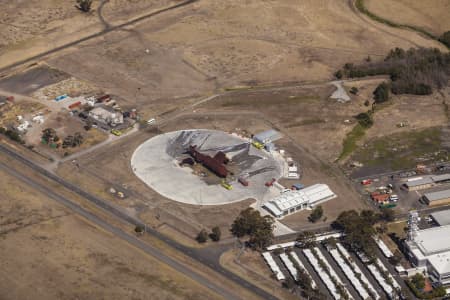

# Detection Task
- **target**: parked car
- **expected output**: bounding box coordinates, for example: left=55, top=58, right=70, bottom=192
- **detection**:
left=147, top=118, right=156, bottom=125
left=390, top=194, right=399, bottom=202
left=111, top=129, right=122, bottom=136
left=361, top=179, right=373, bottom=185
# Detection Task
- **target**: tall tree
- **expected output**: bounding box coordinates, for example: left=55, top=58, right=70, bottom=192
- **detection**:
left=76, top=0, right=93, bottom=12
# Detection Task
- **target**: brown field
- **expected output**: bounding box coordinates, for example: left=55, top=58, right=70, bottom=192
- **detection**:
left=0, top=167, right=221, bottom=300
left=41, top=0, right=445, bottom=118
left=365, top=0, right=450, bottom=36
left=220, top=249, right=298, bottom=300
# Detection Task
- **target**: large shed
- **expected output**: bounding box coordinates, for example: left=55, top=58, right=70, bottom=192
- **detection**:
left=263, top=184, right=336, bottom=218
left=253, top=130, right=283, bottom=145
left=423, top=189, right=450, bottom=206
left=431, top=209, right=450, bottom=226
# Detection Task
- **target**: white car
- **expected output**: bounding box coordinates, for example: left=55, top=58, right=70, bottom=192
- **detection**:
left=390, top=194, right=399, bottom=202
left=147, top=118, right=156, bottom=125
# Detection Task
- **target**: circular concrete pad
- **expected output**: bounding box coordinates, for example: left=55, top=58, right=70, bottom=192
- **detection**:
left=131, top=129, right=284, bottom=205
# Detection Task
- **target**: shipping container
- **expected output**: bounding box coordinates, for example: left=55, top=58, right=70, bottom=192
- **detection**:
left=68, top=101, right=82, bottom=109
left=238, top=177, right=249, bottom=186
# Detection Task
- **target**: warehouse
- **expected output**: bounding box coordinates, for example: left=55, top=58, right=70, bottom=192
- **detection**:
left=403, top=177, right=435, bottom=191
left=403, top=174, right=450, bottom=191
left=263, top=184, right=336, bottom=218
left=405, top=224, right=450, bottom=285
left=253, top=129, right=283, bottom=145
left=423, top=189, right=450, bottom=206
left=430, top=209, right=450, bottom=226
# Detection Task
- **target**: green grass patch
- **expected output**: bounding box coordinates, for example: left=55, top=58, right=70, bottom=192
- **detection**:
left=338, top=123, right=367, bottom=161
left=352, top=127, right=448, bottom=170
left=354, top=0, right=445, bottom=48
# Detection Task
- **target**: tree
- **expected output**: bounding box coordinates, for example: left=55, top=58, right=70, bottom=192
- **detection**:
left=308, top=206, right=323, bottom=223
left=411, top=273, right=425, bottom=290
left=439, top=31, right=450, bottom=48
left=333, top=210, right=378, bottom=256
left=134, top=225, right=145, bottom=234
left=355, top=112, right=373, bottom=128
left=76, top=0, right=93, bottom=12
left=350, top=87, right=359, bottom=95
left=230, top=208, right=274, bottom=250
left=210, top=226, right=221, bottom=242
left=390, top=249, right=403, bottom=266
left=196, top=229, right=208, bottom=243
left=379, top=207, right=395, bottom=222
left=373, top=82, right=390, bottom=103
left=334, top=70, right=343, bottom=79
left=296, top=231, right=316, bottom=248
left=42, top=128, right=58, bottom=144
left=324, top=237, right=337, bottom=249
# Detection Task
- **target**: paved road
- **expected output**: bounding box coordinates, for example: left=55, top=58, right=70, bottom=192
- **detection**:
left=0, top=142, right=279, bottom=300
left=0, top=160, right=239, bottom=300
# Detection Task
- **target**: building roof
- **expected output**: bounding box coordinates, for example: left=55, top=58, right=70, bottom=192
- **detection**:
left=431, top=174, right=450, bottom=182
left=253, top=130, right=283, bottom=144
left=405, top=177, right=434, bottom=187
left=424, top=189, right=450, bottom=202
left=431, top=209, right=450, bottom=226
left=414, top=225, right=450, bottom=255
left=264, top=184, right=336, bottom=216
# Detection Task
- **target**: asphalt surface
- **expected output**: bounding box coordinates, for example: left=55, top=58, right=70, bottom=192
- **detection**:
left=0, top=143, right=279, bottom=300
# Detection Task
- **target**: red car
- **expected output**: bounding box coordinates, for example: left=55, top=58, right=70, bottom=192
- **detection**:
left=361, top=179, right=373, bottom=185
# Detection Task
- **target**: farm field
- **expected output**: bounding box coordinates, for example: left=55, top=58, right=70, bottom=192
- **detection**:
left=364, top=0, right=450, bottom=36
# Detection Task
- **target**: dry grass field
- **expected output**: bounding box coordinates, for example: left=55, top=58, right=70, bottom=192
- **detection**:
left=0, top=166, right=221, bottom=300
left=364, top=0, right=450, bottom=36
left=44, top=0, right=445, bottom=117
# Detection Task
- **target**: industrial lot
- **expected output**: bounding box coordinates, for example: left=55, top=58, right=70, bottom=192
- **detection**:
left=1, top=0, right=450, bottom=300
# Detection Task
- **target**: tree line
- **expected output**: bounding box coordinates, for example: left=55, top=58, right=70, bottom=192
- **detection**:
left=336, top=47, right=450, bottom=96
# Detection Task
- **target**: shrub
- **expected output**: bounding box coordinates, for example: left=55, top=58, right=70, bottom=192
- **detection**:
left=355, top=112, right=373, bottom=128
left=196, top=229, right=209, bottom=243
left=210, top=226, right=221, bottom=242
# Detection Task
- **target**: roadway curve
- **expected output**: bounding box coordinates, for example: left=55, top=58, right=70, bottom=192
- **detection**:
left=0, top=0, right=198, bottom=75
left=0, top=142, right=279, bottom=300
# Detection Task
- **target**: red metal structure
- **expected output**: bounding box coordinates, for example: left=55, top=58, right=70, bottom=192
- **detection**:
left=188, top=145, right=229, bottom=178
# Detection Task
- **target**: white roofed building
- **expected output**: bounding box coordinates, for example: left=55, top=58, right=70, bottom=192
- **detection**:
left=263, top=184, right=336, bottom=218
left=405, top=224, right=450, bottom=285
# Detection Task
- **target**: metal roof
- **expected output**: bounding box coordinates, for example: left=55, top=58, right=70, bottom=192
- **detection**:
left=253, top=130, right=283, bottom=144
left=424, top=189, right=450, bottom=202
left=431, top=209, right=450, bottom=226
left=405, top=177, right=433, bottom=187
left=431, top=174, right=450, bottom=182
left=266, top=184, right=336, bottom=214
left=414, top=225, right=450, bottom=255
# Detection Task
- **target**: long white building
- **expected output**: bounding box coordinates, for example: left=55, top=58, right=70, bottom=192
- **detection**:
left=263, top=184, right=336, bottom=218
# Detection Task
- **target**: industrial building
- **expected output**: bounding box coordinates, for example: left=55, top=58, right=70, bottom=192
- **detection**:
left=405, top=211, right=450, bottom=285
left=187, top=145, right=229, bottom=178
left=253, top=129, right=283, bottom=145
left=88, top=106, right=123, bottom=128
left=423, top=189, right=450, bottom=206
left=403, top=174, right=450, bottom=191
left=431, top=209, right=450, bottom=226
left=263, top=184, right=336, bottom=218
